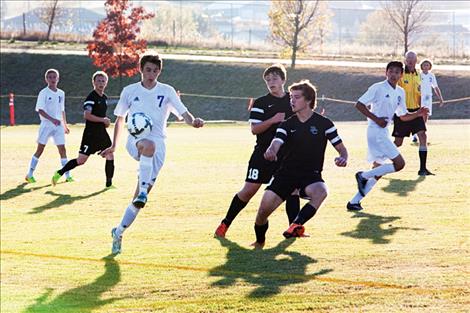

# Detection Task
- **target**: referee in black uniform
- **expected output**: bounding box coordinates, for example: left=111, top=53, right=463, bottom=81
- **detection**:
left=215, top=64, right=300, bottom=238
left=52, top=71, right=115, bottom=187
left=252, top=80, right=348, bottom=248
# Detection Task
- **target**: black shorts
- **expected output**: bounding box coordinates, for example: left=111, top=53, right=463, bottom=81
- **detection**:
left=266, top=171, right=324, bottom=201
left=245, top=149, right=280, bottom=184
left=392, top=112, right=426, bottom=138
left=79, top=129, right=112, bottom=156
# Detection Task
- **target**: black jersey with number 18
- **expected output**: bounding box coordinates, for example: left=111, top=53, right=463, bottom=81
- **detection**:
left=248, top=93, right=294, bottom=152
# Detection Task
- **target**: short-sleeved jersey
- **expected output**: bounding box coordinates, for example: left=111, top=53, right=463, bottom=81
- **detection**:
left=35, top=86, right=65, bottom=122
left=248, top=93, right=294, bottom=151
left=358, top=80, right=408, bottom=128
left=114, top=82, right=188, bottom=140
left=83, top=90, right=108, bottom=132
left=274, top=112, right=342, bottom=174
left=420, top=72, right=438, bottom=96
left=399, top=67, right=421, bottom=110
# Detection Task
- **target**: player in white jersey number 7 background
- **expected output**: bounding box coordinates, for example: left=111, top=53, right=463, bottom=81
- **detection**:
left=100, top=54, right=204, bottom=255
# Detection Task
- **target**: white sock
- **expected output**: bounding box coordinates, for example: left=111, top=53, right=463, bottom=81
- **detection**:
left=138, top=155, right=153, bottom=195
left=27, top=155, right=39, bottom=177
left=116, top=204, right=140, bottom=237
left=61, top=158, right=70, bottom=178
left=351, top=178, right=378, bottom=204
left=362, top=164, right=395, bottom=179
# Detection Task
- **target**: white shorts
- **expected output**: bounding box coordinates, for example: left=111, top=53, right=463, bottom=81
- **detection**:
left=421, top=94, right=433, bottom=116
left=367, top=126, right=400, bottom=164
left=37, top=121, right=65, bottom=145
left=126, top=136, right=166, bottom=184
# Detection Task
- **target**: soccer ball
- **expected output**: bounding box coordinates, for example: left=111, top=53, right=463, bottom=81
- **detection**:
left=127, top=112, right=153, bottom=139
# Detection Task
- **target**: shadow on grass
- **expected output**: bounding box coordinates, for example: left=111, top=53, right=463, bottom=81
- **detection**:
left=23, top=254, right=125, bottom=313
left=0, top=182, right=52, bottom=201
left=209, top=237, right=333, bottom=299
left=341, top=211, right=423, bottom=244
left=381, top=176, right=425, bottom=197
left=27, top=188, right=108, bottom=215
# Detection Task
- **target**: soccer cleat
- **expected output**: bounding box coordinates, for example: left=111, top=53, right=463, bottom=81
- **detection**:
left=106, top=180, right=113, bottom=188
left=283, top=223, right=305, bottom=239
left=65, top=176, right=75, bottom=183
left=214, top=222, right=229, bottom=238
left=51, top=171, right=61, bottom=186
left=111, top=227, right=122, bottom=255
left=347, top=201, right=364, bottom=211
left=132, top=192, right=147, bottom=208
left=418, top=169, right=435, bottom=176
left=250, top=241, right=265, bottom=249
left=355, top=171, right=368, bottom=196
left=25, top=176, right=36, bottom=183
left=412, top=136, right=418, bottom=143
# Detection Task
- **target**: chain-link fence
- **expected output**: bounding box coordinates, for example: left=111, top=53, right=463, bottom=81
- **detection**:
left=1, top=1, right=469, bottom=60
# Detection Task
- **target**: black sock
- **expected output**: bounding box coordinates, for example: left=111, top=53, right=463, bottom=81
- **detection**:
left=254, top=221, right=269, bottom=244
left=293, top=203, right=317, bottom=225
left=419, top=149, right=427, bottom=171
left=105, top=159, right=115, bottom=186
left=285, top=195, right=300, bottom=224
left=222, top=194, right=248, bottom=226
left=58, top=159, right=78, bottom=176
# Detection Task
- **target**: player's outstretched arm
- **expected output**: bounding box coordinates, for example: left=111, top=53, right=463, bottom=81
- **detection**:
left=264, top=139, right=282, bottom=161
left=434, top=86, right=444, bottom=107
left=181, top=112, right=204, bottom=128
left=100, top=116, right=124, bottom=157
left=399, top=107, right=429, bottom=122
left=333, top=142, right=348, bottom=167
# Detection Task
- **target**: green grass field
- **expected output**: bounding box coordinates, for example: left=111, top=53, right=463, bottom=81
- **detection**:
left=1, top=122, right=469, bottom=312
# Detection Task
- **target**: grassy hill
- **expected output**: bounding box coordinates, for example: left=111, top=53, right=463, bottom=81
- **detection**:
left=1, top=53, right=469, bottom=124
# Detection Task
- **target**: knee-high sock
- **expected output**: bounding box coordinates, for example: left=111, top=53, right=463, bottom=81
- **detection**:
left=362, top=164, right=396, bottom=179
left=105, top=159, right=115, bottom=186
left=350, top=177, right=378, bottom=204
left=254, top=221, right=269, bottom=244
left=419, top=146, right=427, bottom=171
left=222, top=194, right=248, bottom=226
left=61, top=158, right=71, bottom=178
left=58, top=159, right=78, bottom=176
left=293, top=203, right=317, bottom=225
left=27, top=155, right=39, bottom=177
left=285, top=195, right=300, bottom=224
left=115, top=204, right=140, bottom=237
left=138, top=156, right=153, bottom=194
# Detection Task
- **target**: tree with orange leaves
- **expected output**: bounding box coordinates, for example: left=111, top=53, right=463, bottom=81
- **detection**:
left=87, top=0, right=154, bottom=88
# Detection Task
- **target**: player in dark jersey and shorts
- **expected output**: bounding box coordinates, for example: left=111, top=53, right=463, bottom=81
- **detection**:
left=252, top=80, right=348, bottom=248
left=52, top=71, right=115, bottom=187
left=214, top=64, right=300, bottom=238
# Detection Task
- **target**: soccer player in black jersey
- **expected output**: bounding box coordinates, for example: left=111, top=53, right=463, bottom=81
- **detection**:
left=214, top=64, right=300, bottom=238
left=52, top=71, right=115, bottom=187
left=252, top=80, right=348, bottom=248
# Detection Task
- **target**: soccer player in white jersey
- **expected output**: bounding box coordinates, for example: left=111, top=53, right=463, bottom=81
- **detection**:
left=100, top=54, right=204, bottom=255
left=420, top=59, right=444, bottom=122
left=25, top=69, right=72, bottom=183
left=347, top=61, right=428, bottom=211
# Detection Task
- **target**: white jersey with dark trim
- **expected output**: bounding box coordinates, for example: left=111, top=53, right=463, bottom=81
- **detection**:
left=358, top=80, right=407, bottom=128
left=274, top=112, right=342, bottom=174
left=35, top=86, right=65, bottom=123
left=248, top=92, right=293, bottom=151
left=114, top=82, right=188, bottom=140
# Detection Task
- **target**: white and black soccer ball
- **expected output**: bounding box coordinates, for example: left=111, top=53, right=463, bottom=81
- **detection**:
left=127, top=112, right=153, bottom=139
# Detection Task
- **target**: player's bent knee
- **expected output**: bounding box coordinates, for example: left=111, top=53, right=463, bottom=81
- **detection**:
left=137, top=139, right=155, bottom=156
left=394, top=160, right=405, bottom=171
